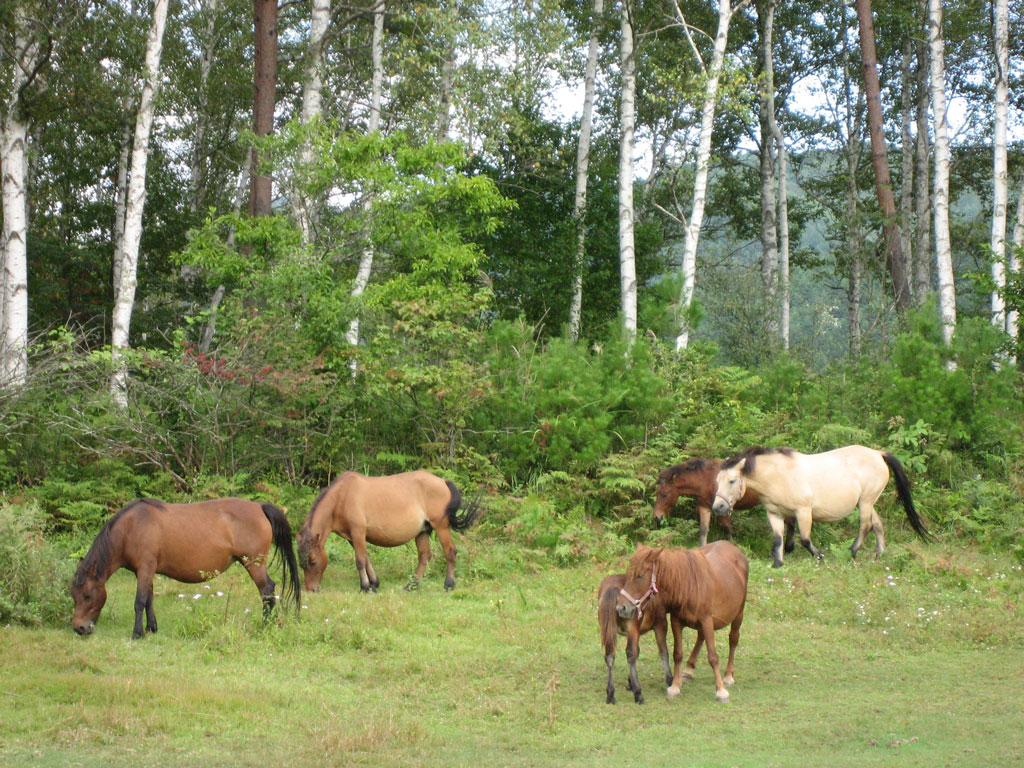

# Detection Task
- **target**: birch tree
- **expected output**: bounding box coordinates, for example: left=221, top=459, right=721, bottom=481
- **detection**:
left=569, top=0, right=602, bottom=341
left=989, top=0, right=1008, bottom=333
left=618, top=0, right=637, bottom=339
left=672, top=0, right=743, bottom=351
left=111, top=0, right=170, bottom=405
left=928, top=0, right=955, bottom=346
left=346, top=0, right=385, bottom=351
left=292, top=0, right=331, bottom=242
left=913, top=26, right=931, bottom=301
left=1, top=3, right=45, bottom=388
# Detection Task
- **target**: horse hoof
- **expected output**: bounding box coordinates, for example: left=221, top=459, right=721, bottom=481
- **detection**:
left=716, top=689, right=730, bottom=703
left=680, top=669, right=695, bottom=682
left=607, top=694, right=616, bottom=705
left=666, top=685, right=681, bottom=698
left=724, top=674, right=735, bottom=686
left=634, top=694, right=644, bottom=705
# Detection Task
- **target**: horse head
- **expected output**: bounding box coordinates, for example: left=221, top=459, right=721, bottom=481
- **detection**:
left=651, top=469, right=680, bottom=526
left=712, top=458, right=746, bottom=516
left=70, top=563, right=107, bottom=636
left=616, top=545, right=663, bottom=621
left=296, top=528, right=327, bottom=592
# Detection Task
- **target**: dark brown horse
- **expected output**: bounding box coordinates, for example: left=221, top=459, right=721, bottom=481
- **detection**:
left=653, top=458, right=764, bottom=546
left=598, top=573, right=678, bottom=705
left=296, top=470, right=482, bottom=593
left=617, top=541, right=748, bottom=703
left=71, top=498, right=300, bottom=639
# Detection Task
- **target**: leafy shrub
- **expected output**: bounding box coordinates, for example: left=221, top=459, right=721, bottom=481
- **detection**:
left=0, top=503, right=73, bottom=627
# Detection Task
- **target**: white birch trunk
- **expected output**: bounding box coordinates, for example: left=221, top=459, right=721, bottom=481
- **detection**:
left=569, top=0, right=603, bottom=341
left=1, top=5, right=41, bottom=388
left=618, top=1, right=637, bottom=339
left=913, top=35, right=932, bottom=301
left=674, top=0, right=733, bottom=351
left=775, top=130, right=790, bottom=349
left=292, top=0, right=331, bottom=243
left=435, top=0, right=457, bottom=143
left=346, top=0, right=385, bottom=352
left=111, top=0, right=170, bottom=406
left=899, top=41, right=914, bottom=291
left=112, top=119, right=132, bottom=297
left=928, top=0, right=955, bottom=347
left=1008, top=185, right=1023, bottom=356
left=990, top=0, right=1008, bottom=331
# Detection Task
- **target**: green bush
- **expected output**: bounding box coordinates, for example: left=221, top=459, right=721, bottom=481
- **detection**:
left=0, top=503, right=73, bottom=627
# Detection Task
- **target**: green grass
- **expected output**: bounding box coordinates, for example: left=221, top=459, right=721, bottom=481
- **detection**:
left=1, top=534, right=1022, bottom=767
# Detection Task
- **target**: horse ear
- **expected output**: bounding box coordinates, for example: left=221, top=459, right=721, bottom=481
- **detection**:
left=735, top=458, right=747, bottom=473
left=649, top=547, right=664, bottom=561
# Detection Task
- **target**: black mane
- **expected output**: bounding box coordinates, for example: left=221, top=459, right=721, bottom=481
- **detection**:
left=722, top=446, right=795, bottom=475
left=73, top=498, right=162, bottom=584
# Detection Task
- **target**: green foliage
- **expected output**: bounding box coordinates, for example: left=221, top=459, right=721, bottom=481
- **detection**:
left=0, top=503, right=72, bottom=627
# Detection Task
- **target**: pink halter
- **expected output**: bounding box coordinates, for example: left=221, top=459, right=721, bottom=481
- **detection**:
left=619, top=563, right=658, bottom=619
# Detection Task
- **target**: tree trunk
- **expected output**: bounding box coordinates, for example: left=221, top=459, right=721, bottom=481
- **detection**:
left=928, top=0, right=955, bottom=346
left=674, top=0, right=735, bottom=350
left=1, top=4, right=43, bottom=388
left=112, top=119, right=132, bottom=301
left=292, top=0, right=331, bottom=242
left=569, top=0, right=603, bottom=341
left=1009, top=182, right=1024, bottom=360
left=855, top=0, right=912, bottom=313
left=899, top=40, right=914, bottom=294
left=618, top=0, right=637, bottom=339
left=435, top=0, right=457, bottom=143
left=346, top=0, right=385, bottom=352
left=111, top=0, right=170, bottom=405
left=842, top=0, right=864, bottom=357
left=250, top=0, right=278, bottom=217
left=756, top=0, right=778, bottom=317
left=913, top=31, right=932, bottom=301
left=775, top=127, right=790, bottom=350
left=990, top=0, right=1008, bottom=332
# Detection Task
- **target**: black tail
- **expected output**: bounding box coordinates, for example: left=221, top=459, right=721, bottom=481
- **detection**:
left=261, top=503, right=301, bottom=614
left=444, top=480, right=484, bottom=532
left=882, top=453, right=932, bottom=541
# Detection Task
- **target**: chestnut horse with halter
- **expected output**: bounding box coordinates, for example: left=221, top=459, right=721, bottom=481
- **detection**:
left=71, top=498, right=300, bottom=638
left=616, top=541, right=748, bottom=703
left=296, top=470, right=482, bottom=592
left=653, top=458, right=764, bottom=546
left=598, top=573, right=677, bottom=704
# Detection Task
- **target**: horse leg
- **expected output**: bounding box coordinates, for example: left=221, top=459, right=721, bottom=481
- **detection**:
left=606, top=646, right=617, bottom=704
left=351, top=535, right=375, bottom=593
left=795, top=508, right=824, bottom=562
left=721, top=513, right=733, bottom=540
left=871, top=507, right=886, bottom=557
left=767, top=512, right=787, bottom=567
left=625, top=623, right=643, bottom=704
left=680, top=627, right=703, bottom=685
left=434, top=525, right=458, bottom=591
left=405, top=531, right=431, bottom=591
left=701, top=618, right=729, bottom=702
left=133, top=568, right=156, bottom=640
left=365, top=558, right=380, bottom=591
left=697, top=504, right=710, bottom=547
left=653, top=617, right=672, bottom=687
left=244, top=560, right=278, bottom=618
left=723, top=608, right=744, bottom=687
left=850, top=502, right=873, bottom=559
left=667, top=615, right=687, bottom=696
left=784, top=518, right=796, bottom=553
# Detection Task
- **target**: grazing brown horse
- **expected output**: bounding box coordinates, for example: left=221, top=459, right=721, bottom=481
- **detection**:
left=712, top=445, right=931, bottom=567
left=71, top=498, right=300, bottom=639
left=653, top=458, right=765, bottom=546
left=296, top=470, right=482, bottom=592
left=617, top=541, right=748, bottom=703
left=598, top=573, right=678, bottom=705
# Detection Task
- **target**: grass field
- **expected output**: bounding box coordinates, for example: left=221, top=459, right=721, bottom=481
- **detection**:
left=1, top=532, right=1022, bottom=768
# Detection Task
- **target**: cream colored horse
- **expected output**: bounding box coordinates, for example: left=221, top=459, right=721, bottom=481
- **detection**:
left=711, top=446, right=930, bottom=567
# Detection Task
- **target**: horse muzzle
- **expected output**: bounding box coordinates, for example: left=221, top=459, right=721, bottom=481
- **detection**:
left=73, top=621, right=95, bottom=636
left=616, top=602, right=637, bottom=620
left=712, top=497, right=732, bottom=517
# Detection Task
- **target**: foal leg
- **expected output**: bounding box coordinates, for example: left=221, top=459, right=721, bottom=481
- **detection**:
left=701, top=618, right=730, bottom=703
left=653, top=617, right=672, bottom=687
left=625, top=624, right=643, bottom=704
left=434, top=525, right=458, bottom=591
left=697, top=505, right=711, bottom=547
left=682, top=628, right=704, bottom=683
left=795, top=508, right=823, bottom=562
left=723, top=609, right=744, bottom=686
left=405, top=531, right=432, bottom=591
left=667, top=615, right=688, bottom=696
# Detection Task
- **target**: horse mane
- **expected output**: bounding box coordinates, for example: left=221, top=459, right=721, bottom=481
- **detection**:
left=722, top=446, right=795, bottom=475
left=657, top=458, right=710, bottom=486
left=73, top=498, right=161, bottom=584
left=626, top=545, right=711, bottom=613
left=297, top=473, right=352, bottom=563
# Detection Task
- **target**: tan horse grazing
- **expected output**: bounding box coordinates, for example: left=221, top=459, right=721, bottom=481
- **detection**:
left=654, top=458, right=766, bottom=546
left=296, top=470, right=482, bottom=593
left=711, top=445, right=932, bottom=568
left=598, top=573, right=678, bottom=705
left=70, top=498, right=300, bottom=639
left=616, top=541, right=748, bottom=703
